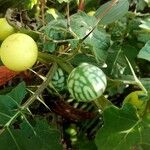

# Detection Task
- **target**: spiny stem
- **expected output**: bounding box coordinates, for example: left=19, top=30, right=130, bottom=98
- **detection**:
left=21, top=63, right=57, bottom=109
left=2, top=63, right=57, bottom=132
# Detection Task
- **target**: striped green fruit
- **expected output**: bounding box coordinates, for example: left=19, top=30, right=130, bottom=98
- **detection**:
left=67, top=63, right=107, bottom=102
left=52, top=67, right=66, bottom=91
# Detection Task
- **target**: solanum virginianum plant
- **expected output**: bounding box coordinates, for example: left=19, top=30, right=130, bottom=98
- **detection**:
left=0, top=33, right=38, bottom=71
left=0, top=1, right=150, bottom=150
left=0, top=18, right=15, bottom=41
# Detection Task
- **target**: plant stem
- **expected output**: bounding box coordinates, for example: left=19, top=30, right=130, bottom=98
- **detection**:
left=5, top=111, right=20, bottom=128
left=66, top=1, right=77, bottom=38
left=21, top=63, right=57, bottom=109
left=94, top=100, right=103, bottom=113
left=40, top=0, right=46, bottom=25
left=94, top=96, right=112, bottom=112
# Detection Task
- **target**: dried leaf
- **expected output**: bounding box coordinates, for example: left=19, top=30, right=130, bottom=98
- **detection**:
left=0, top=66, right=19, bottom=86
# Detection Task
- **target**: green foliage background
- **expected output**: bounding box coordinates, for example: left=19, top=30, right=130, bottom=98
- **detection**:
left=0, top=0, right=150, bottom=150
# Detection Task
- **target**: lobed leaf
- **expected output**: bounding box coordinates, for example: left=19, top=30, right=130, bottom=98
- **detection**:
left=0, top=82, right=26, bottom=125
left=95, top=104, right=150, bottom=150
left=0, top=118, right=63, bottom=150
left=76, top=135, right=97, bottom=150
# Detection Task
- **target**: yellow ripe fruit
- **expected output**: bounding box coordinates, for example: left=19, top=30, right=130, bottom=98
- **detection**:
left=123, top=91, right=147, bottom=114
left=87, top=11, right=96, bottom=16
left=47, top=8, right=59, bottom=19
left=0, top=18, right=15, bottom=41
left=0, top=33, right=38, bottom=71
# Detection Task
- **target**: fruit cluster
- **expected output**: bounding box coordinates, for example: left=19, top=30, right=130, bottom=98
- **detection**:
left=0, top=17, right=108, bottom=102
left=0, top=18, right=38, bottom=72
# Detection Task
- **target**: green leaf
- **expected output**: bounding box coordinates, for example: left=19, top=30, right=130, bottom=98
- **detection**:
left=95, top=0, right=129, bottom=25
left=0, top=0, right=37, bottom=12
left=136, top=0, right=147, bottom=11
left=76, top=135, right=97, bottom=150
left=70, top=12, right=97, bottom=38
left=38, top=52, right=74, bottom=74
left=85, top=28, right=110, bottom=62
left=137, top=31, right=150, bottom=43
left=105, top=46, right=127, bottom=77
left=70, top=53, right=97, bottom=66
left=43, top=41, right=56, bottom=53
left=95, top=104, right=150, bottom=150
left=140, top=78, right=150, bottom=90
left=44, top=19, right=68, bottom=41
left=144, top=0, right=150, bottom=7
left=137, top=40, right=150, bottom=61
left=122, top=44, right=139, bottom=73
left=70, top=12, right=110, bottom=62
left=107, top=79, right=125, bottom=96
left=8, top=82, right=26, bottom=105
left=106, top=43, right=139, bottom=78
left=141, top=144, right=150, bottom=150
left=0, top=118, right=63, bottom=150
left=0, top=82, right=26, bottom=125
left=107, top=20, right=127, bottom=41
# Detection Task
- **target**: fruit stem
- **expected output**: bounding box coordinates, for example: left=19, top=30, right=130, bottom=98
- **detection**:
left=94, top=96, right=112, bottom=112
left=94, top=100, right=103, bottom=113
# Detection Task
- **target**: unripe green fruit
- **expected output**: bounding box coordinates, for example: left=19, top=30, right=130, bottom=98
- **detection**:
left=0, top=18, right=15, bottom=41
left=51, top=67, right=66, bottom=91
left=0, top=33, right=38, bottom=71
left=123, top=91, right=147, bottom=115
left=67, top=63, right=107, bottom=102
